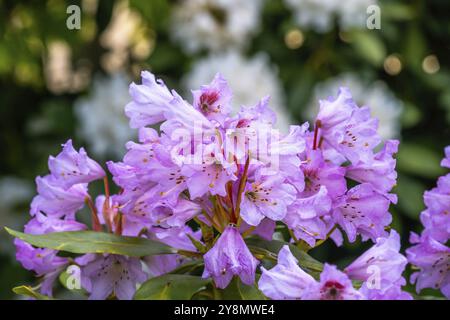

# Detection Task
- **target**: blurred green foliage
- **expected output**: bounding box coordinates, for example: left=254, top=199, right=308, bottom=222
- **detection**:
left=0, top=0, right=449, bottom=299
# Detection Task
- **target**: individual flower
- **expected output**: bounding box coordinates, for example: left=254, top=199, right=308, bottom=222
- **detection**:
left=441, top=146, right=450, bottom=168
left=202, top=224, right=259, bottom=289
left=48, top=139, right=105, bottom=189
left=125, top=71, right=174, bottom=128
left=332, top=183, right=392, bottom=243
left=30, top=175, right=87, bottom=218
left=345, top=230, right=407, bottom=284
left=258, top=245, right=316, bottom=299
left=240, top=172, right=297, bottom=226
left=183, top=51, right=291, bottom=132
left=259, top=246, right=362, bottom=300
left=324, top=105, right=381, bottom=165
left=149, top=225, right=202, bottom=252
left=75, top=73, right=136, bottom=158
left=346, top=139, right=399, bottom=200
left=14, top=239, right=68, bottom=296
left=240, top=218, right=276, bottom=241
left=25, top=212, right=87, bottom=235
left=140, top=198, right=202, bottom=228
left=406, top=234, right=450, bottom=299
left=171, top=0, right=263, bottom=53
left=285, top=0, right=377, bottom=33
left=307, top=74, right=403, bottom=139
left=191, top=73, right=232, bottom=125
left=359, top=278, right=413, bottom=300
left=144, top=254, right=187, bottom=277
left=303, top=264, right=363, bottom=300
left=182, top=142, right=238, bottom=199
left=80, top=254, right=147, bottom=300
left=284, top=186, right=333, bottom=247
left=420, top=173, right=450, bottom=243
left=14, top=212, right=86, bottom=296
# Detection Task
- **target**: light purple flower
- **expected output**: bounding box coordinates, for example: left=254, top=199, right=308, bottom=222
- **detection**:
left=191, top=73, right=232, bottom=125
left=441, top=146, right=450, bottom=168
left=345, top=230, right=407, bottom=284
left=14, top=239, right=68, bottom=296
left=182, top=142, right=237, bottom=199
left=328, top=107, right=381, bottom=164
left=317, top=88, right=382, bottom=164
left=240, top=218, right=276, bottom=241
left=346, top=139, right=399, bottom=200
left=284, top=186, right=332, bottom=247
left=202, top=225, right=259, bottom=289
left=316, top=87, right=357, bottom=131
left=258, top=245, right=316, bottom=299
left=333, top=183, right=392, bottom=243
left=240, top=173, right=296, bottom=226
left=25, top=212, right=86, bottom=234
left=421, top=174, right=450, bottom=243
left=81, top=254, right=147, bottom=300
left=304, top=264, right=363, bottom=300
left=406, top=234, right=450, bottom=298
left=359, top=278, right=413, bottom=300
left=144, top=254, right=186, bottom=277
left=300, top=147, right=347, bottom=199
left=15, top=239, right=67, bottom=277
left=149, top=225, right=201, bottom=252
left=145, top=198, right=202, bottom=228
left=125, top=71, right=174, bottom=128
left=48, top=139, right=105, bottom=189
left=259, top=246, right=362, bottom=300
left=30, top=175, right=87, bottom=218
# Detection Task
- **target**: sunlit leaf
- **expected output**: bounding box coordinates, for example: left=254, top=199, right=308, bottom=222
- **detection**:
left=134, top=274, right=210, bottom=300
left=13, top=285, right=51, bottom=300
left=5, top=228, right=175, bottom=257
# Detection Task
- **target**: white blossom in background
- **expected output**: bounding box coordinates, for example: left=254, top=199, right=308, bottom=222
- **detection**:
left=284, top=0, right=377, bottom=32
left=183, top=51, right=292, bottom=132
left=171, top=0, right=264, bottom=53
left=74, top=73, right=135, bottom=158
left=307, top=74, right=403, bottom=139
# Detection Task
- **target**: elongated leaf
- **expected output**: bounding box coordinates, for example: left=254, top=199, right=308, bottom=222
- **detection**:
left=5, top=228, right=175, bottom=257
left=397, top=143, right=445, bottom=178
left=59, top=269, right=87, bottom=295
left=219, top=277, right=266, bottom=300
left=350, top=31, right=386, bottom=66
left=134, top=274, right=210, bottom=300
left=246, top=238, right=323, bottom=274
left=13, top=285, right=51, bottom=300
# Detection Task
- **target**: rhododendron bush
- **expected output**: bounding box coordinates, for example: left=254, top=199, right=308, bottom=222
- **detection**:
left=7, top=72, right=449, bottom=300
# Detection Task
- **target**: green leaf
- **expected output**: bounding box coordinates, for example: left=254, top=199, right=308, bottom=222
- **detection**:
left=13, top=285, right=51, bottom=300
left=134, top=274, right=210, bottom=300
left=395, top=174, right=425, bottom=220
left=403, top=25, right=427, bottom=70
left=381, top=3, right=416, bottom=20
left=246, top=238, right=323, bottom=276
left=59, top=269, right=87, bottom=295
left=169, top=261, right=204, bottom=275
left=350, top=31, right=386, bottom=66
left=5, top=228, right=175, bottom=257
left=397, top=144, right=445, bottom=178
left=219, top=277, right=266, bottom=300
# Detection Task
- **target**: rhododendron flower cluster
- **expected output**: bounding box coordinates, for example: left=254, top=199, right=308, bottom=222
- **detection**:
left=9, top=71, right=448, bottom=300
left=406, top=147, right=450, bottom=299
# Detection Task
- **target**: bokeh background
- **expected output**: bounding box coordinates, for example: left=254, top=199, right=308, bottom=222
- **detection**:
left=0, top=0, right=449, bottom=299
